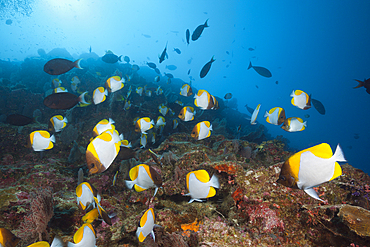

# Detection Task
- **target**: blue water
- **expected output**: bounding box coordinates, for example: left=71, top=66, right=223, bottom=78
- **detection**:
left=1, top=1, right=370, bottom=175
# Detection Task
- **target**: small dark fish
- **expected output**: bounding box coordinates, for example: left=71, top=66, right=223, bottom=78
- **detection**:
left=200, top=56, right=215, bottom=78
left=226, top=64, right=230, bottom=68
left=154, top=68, right=160, bottom=74
left=304, top=114, right=310, bottom=118
left=226, top=51, right=230, bottom=55
left=275, top=81, right=278, bottom=84
left=247, top=61, right=272, bottom=78
left=6, top=114, right=33, bottom=126
left=102, top=53, right=122, bottom=64
left=223, top=76, right=227, bottom=78
left=311, top=98, right=326, bottom=115
left=186, top=29, right=190, bottom=45
left=188, top=69, right=191, bottom=75
left=224, top=93, right=232, bottom=99
left=6, top=19, right=12, bottom=25
left=142, top=34, right=151, bottom=38
left=255, top=85, right=259, bottom=89
left=159, top=42, right=168, bottom=63
left=147, top=62, right=157, bottom=69
left=248, top=47, right=255, bottom=51
left=192, top=19, right=209, bottom=41
left=89, top=46, right=92, bottom=53
left=166, top=65, right=177, bottom=70
left=174, top=48, right=181, bottom=54
left=164, top=72, right=174, bottom=79
left=353, top=78, right=370, bottom=94
left=44, top=92, right=83, bottom=110
left=245, top=104, right=254, bottom=114
left=44, top=58, right=82, bottom=75
left=123, top=56, right=130, bottom=63
left=354, top=133, right=360, bottom=139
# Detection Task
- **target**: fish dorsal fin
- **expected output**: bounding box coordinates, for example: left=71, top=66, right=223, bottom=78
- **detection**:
left=304, top=143, right=333, bottom=159
left=129, top=166, right=139, bottom=181
left=73, top=224, right=85, bottom=243
left=39, top=130, right=50, bottom=138
left=140, top=209, right=148, bottom=227
left=207, top=186, right=216, bottom=198
left=98, top=131, right=113, bottom=142
left=193, top=170, right=210, bottom=183
left=56, top=115, right=63, bottom=120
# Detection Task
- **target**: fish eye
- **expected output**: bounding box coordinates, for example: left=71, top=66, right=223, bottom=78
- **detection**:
left=279, top=176, right=286, bottom=181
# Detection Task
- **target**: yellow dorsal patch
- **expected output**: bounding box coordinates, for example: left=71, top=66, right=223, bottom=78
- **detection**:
left=98, top=87, right=104, bottom=93
left=27, top=241, right=50, bottom=247
left=296, top=118, right=303, bottom=123
left=203, top=121, right=211, bottom=128
left=140, top=209, right=148, bottom=227
left=100, top=119, right=109, bottom=125
left=39, top=130, right=50, bottom=139
left=98, top=131, right=113, bottom=142
left=193, top=170, right=210, bottom=183
left=56, top=115, right=63, bottom=120
left=73, top=224, right=85, bottom=243
left=112, top=76, right=121, bottom=81
left=269, top=107, right=278, bottom=114
left=129, top=166, right=139, bottom=181
left=295, top=90, right=304, bottom=95
left=142, top=117, right=151, bottom=123
left=122, top=140, right=129, bottom=146
left=207, top=186, right=216, bottom=198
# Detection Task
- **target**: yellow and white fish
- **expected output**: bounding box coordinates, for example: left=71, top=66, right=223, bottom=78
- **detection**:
left=67, top=223, right=96, bottom=247
left=92, top=118, right=115, bottom=136
left=49, top=115, right=68, bottom=133
left=71, top=76, right=81, bottom=93
left=27, top=236, right=63, bottom=247
left=123, top=100, right=131, bottom=111
left=264, top=107, right=286, bottom=125
left=250, top=104, right=261, bottom=125
left=125, top=164, right=162, bottom=197
left=54, top=87, right=68, bottom=93
left=86, top=129, right=122, bottom=174
left=154, top=75, right=160, bottom=83
left=180, top=84, right=193, bottom=96
left=175, top=100, right=183, bottom=106
left=191, top=121, right=212, bottom=140
left=178, top=106, right=196, bottom=121
left=106, top=76, right=125, bottom=93
left=93, top=86, right=108, bottom=105
left=155, top=86, right=163, bottom=95
left=126, top=86, right=132, bottom=98
left=277, top=143, right=346, bottom=201
left=290, top=90, right=311, bottom=110
left=194, top=90, right=214, bottom=110
left=121, top=139, right=132, bottom=148
left=135, top=117, right=154, bottom=134
left=136, top=208, right=157, bottom=242
left=140, top=133, right=147, bottom=148
left=29, top=130, right=55, bottom=151
left=76, top=182, right=98, bottom=211
left=155, top=116, right=166, bottom=129
left=145, top=90, right=152, bottom=97
left=52, top=78, right=61, bottom=88
left=136, top=87, right=143, bottom=96
left=281, top=117, right=307, bottom=132
left=172, top=119, right=178, bottom=129
left=185, top=170, right=219, bottom=203
left=158, top=104, right=169, bottom=116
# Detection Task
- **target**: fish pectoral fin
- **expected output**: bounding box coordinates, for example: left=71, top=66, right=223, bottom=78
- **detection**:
left=304, top=188, right=324, bottom=202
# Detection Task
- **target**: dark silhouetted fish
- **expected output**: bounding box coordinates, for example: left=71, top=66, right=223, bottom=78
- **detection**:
left=6, top=19, right=12, bottom=25
left=159, top=42, right=168, bottom=63
left=44, top=58, right=82, bottom=75
left=164, top=72, right=173, bottom=78
left=142, top=34, right=151, bottom=38
left=311, top=98, right=326, bottom=115
left=174, top=48, right=181, bottom=54
left=102, top=51, right=121, bottom=64
left=188, top=69, right=191, bottom=75
left=186, top=29, right=190, bottom=45
left=192, top=19, right=209, bottom=41
left=200, top=56, right=215, bottom=78
left=6, top=114, right=33, bottom=126
left=44, top=92, right=85, bottom=110
left=147, top=62, right=157, bottom=69
left=166, top=65, right=177, bottom=70
left=224, top=93, right=232, bottom=99
left=89, top=46, right=92, bottom=53
left=353, top=78, right=370, bottom=94
left=154, top=68, right=160, bottom=74
left=247, top=61, right=272, bottom=78
left=244, top=104, right=254, bottom=114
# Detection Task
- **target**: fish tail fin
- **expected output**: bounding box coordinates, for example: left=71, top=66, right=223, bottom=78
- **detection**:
left=303, top=121, right=307, bottom=127
left=264, top=111, right=269, bottom=118
left=211, top=55, right=215, bottom=62
left=204, top=18, right=209, bottom=27
left=332, top=144, right=346, bottom=162
left=109, top=118, right=115, bottom=124
left=248, top=61, right=253, bottom=70
left=353, top=79, right=364, bottom=89
left=118, top=55, right=122, bottom=62
left=74, top=58, right=83, bottom=69
left=50, top=134, right=56, bottom=143
left=209, top=174, right=220, bottom=189
left=125, top=180, right=135, bottom=190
